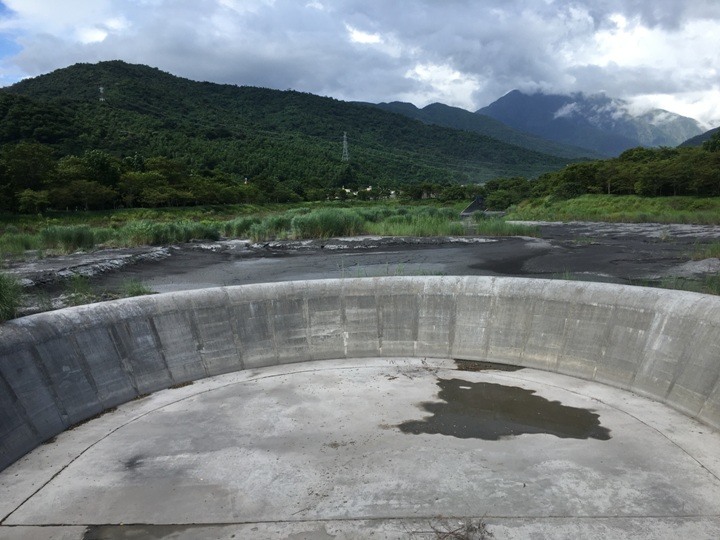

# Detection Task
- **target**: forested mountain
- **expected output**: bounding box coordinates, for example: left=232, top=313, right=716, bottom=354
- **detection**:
left=478, top=90, right=704, bottom=157
left=0, top=61, right=570, bottom=213
left=680, top=126, right=720, bottom=148
left=370, top=101, right=601, bottom=160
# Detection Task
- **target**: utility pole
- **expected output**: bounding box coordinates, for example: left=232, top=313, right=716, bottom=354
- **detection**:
left=341, top=131, right=349, bottom=162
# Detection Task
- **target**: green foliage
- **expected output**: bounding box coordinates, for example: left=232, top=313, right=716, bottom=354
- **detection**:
left=364, top=206, right=464, bottom=236
left=291, top=209, right=364, bottom=239
left=0, top=232, right=41, bottom=256
left=507, top=195, right=720, bottom=224
left=117, top=220, right=220, bottom=245
left=0, top=272, right=21, bottom=322
left=525, top=145, right=720, bottom=200
left=248, top=214, right=295, bottom=241
left=692, top=242, right=720, bottom=260
left=472, top=216, right=540, bottom=237
left=0, top=61, right=571, bottom=215
left=121, top=279, right=154, bottom=297
left=651, top=274, right=720, bottom=296
left=222, top=216, right=262, bottom=237
left=40, top=225, right=98, bottom=251
left=702, top=131, right=720, bottom=152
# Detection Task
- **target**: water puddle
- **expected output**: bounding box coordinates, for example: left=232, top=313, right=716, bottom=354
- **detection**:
left=397, top=378, right=611, bottom=441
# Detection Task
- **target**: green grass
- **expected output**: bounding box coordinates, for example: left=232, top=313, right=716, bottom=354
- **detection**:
left=0, top=232, right=42, bottom=256
left=692, top=242, right=720, bottom=260
left=0, top=272, right=22, bottom=322
left=291, top=209, right=364, bottom=239
left=649, top=274, right=720, bottom=296
left=507, top=195, right=720, bottom=224
left=121, top=279, right=154, bottom=297
left=2, top=202, right=544, bottom=261
left=116, top=220, right=220, bottom=246
left=40, top=225, right=102, bottom=252
left=64, top=274, right=94, bottom=306
left=472, top=216, right=541, bottom=237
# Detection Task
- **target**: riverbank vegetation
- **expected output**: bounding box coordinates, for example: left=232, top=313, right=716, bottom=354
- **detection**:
left=480, top=131, right=720, bottom=222
left=1, top=203, right=540, bottom=259
left=0, top=272, right=20, bottom=322
left=505, top=194, right=720, bottom=224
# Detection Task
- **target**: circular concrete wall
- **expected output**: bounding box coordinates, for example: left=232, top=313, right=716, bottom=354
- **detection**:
left=1, top=276, right=719, bottom=471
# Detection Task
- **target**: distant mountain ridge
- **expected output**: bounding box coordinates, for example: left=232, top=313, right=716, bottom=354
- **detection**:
left=477, top=90, right=704, bottom=157
left=0, top=60, right=570, bottom=192
left=680, top=126, right=720, bottom=148
left=368, top=101, right=600, bottom=160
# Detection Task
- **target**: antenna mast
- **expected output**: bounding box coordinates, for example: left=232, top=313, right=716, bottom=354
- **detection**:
left=341, top=131, right=349, bottom=162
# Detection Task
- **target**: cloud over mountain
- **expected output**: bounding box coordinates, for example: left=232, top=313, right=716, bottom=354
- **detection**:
left=1, top=0, right=719, bottom=126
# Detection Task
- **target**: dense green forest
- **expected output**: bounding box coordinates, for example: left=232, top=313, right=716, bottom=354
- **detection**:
left=0, top=61, right=571, bottom=213
left=475, top=132, right=720, bottom=210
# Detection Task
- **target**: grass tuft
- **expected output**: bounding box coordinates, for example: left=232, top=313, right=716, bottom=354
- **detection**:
left=121, top=279, right=154, bottom=297
left=0, top=272, right=22, bottom=322
left=40, top=225, right=98, bottom=252
left=291, top=209, right=365, bottom=239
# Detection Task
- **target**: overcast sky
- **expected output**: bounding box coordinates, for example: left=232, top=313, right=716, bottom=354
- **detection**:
left=1, top=0, right=719, bottom=128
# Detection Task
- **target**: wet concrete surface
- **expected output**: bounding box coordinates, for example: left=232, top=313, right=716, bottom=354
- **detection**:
left=2, top=358, right=720, bottom=539
left=397, top=377, right=612, bottom=441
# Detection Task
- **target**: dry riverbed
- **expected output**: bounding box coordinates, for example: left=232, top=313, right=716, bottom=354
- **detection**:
left=4, top=221, right=720, bottom=316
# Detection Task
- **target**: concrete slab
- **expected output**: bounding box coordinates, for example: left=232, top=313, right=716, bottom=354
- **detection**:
left=1, top=358, right=719, bottom=539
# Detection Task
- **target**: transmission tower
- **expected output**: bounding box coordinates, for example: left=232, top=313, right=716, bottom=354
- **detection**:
left=341, top=131, right=349, bottom=162
left=98, top=86, right=105, bottom=102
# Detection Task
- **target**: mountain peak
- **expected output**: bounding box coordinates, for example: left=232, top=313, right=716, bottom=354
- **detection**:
left=478, top=89, right=703, bottom=156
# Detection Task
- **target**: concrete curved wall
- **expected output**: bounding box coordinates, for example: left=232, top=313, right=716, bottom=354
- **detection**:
left=1, top=276, right=719, bottom=471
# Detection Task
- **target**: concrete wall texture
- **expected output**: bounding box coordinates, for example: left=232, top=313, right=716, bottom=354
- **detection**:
left=1, top=276, right=719, bottom=471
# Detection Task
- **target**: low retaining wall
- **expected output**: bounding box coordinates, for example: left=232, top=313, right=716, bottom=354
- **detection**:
left=1, top=276, right=719, bottom=470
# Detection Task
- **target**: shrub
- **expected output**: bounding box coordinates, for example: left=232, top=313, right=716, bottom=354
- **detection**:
left=40, top=225, right=96, bottom=252
left=122, top=279, right=153, bottom=297
left=0, top=272, right=21, bottom=322
left=248, top=214, right=294, bottom=241
left=291, top=209, right=365, bottom=238
left=0, top=233, right=41, bottom=255
left=222, top=216, right=262, bottom=238
left=118, top=220, right=220, bottom=246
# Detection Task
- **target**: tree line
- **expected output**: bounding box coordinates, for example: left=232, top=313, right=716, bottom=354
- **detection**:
left=0, top=142, right=485, bottom=213
left=477, top=132, right=720, bottom=209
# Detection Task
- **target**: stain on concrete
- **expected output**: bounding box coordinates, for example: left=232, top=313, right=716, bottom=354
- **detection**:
left=123, top=455, right=144, bottom=470
left=455, top=359, right=524, bottom=372
left=285, top=526, right=337, bottom=539
left=398, top=378, right=611, bottom=441
left=83, top=524, right=194, bottom=539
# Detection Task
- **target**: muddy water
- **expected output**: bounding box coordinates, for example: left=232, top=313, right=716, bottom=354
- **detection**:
left=398, top=377, right=612, bottom=441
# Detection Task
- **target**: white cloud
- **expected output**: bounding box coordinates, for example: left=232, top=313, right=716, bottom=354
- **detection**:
left=402, top=62, right=482, bottom=110
left=77, top=27, right=108, bottom=44
left=0, top=0, right=719, bottom=127
left=554, top=103, right=579, bottom=119
left=346, top=24, right=381, bottom=44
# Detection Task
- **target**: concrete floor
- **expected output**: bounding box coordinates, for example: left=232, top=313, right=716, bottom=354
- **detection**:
left=2, top=358, right=720, bottom=539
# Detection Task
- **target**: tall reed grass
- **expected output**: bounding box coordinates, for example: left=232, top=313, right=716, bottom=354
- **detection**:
left=291, top=209, right=364, bottom=239
left=2, top=203, right=542, bottom=258
left=117, top=221, right=220, bottom=245
left=0, top=272, right=21, bottom=322
left=40, top=225, right=109, bottom=252
left=472, top=216, right=540, bottom=237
